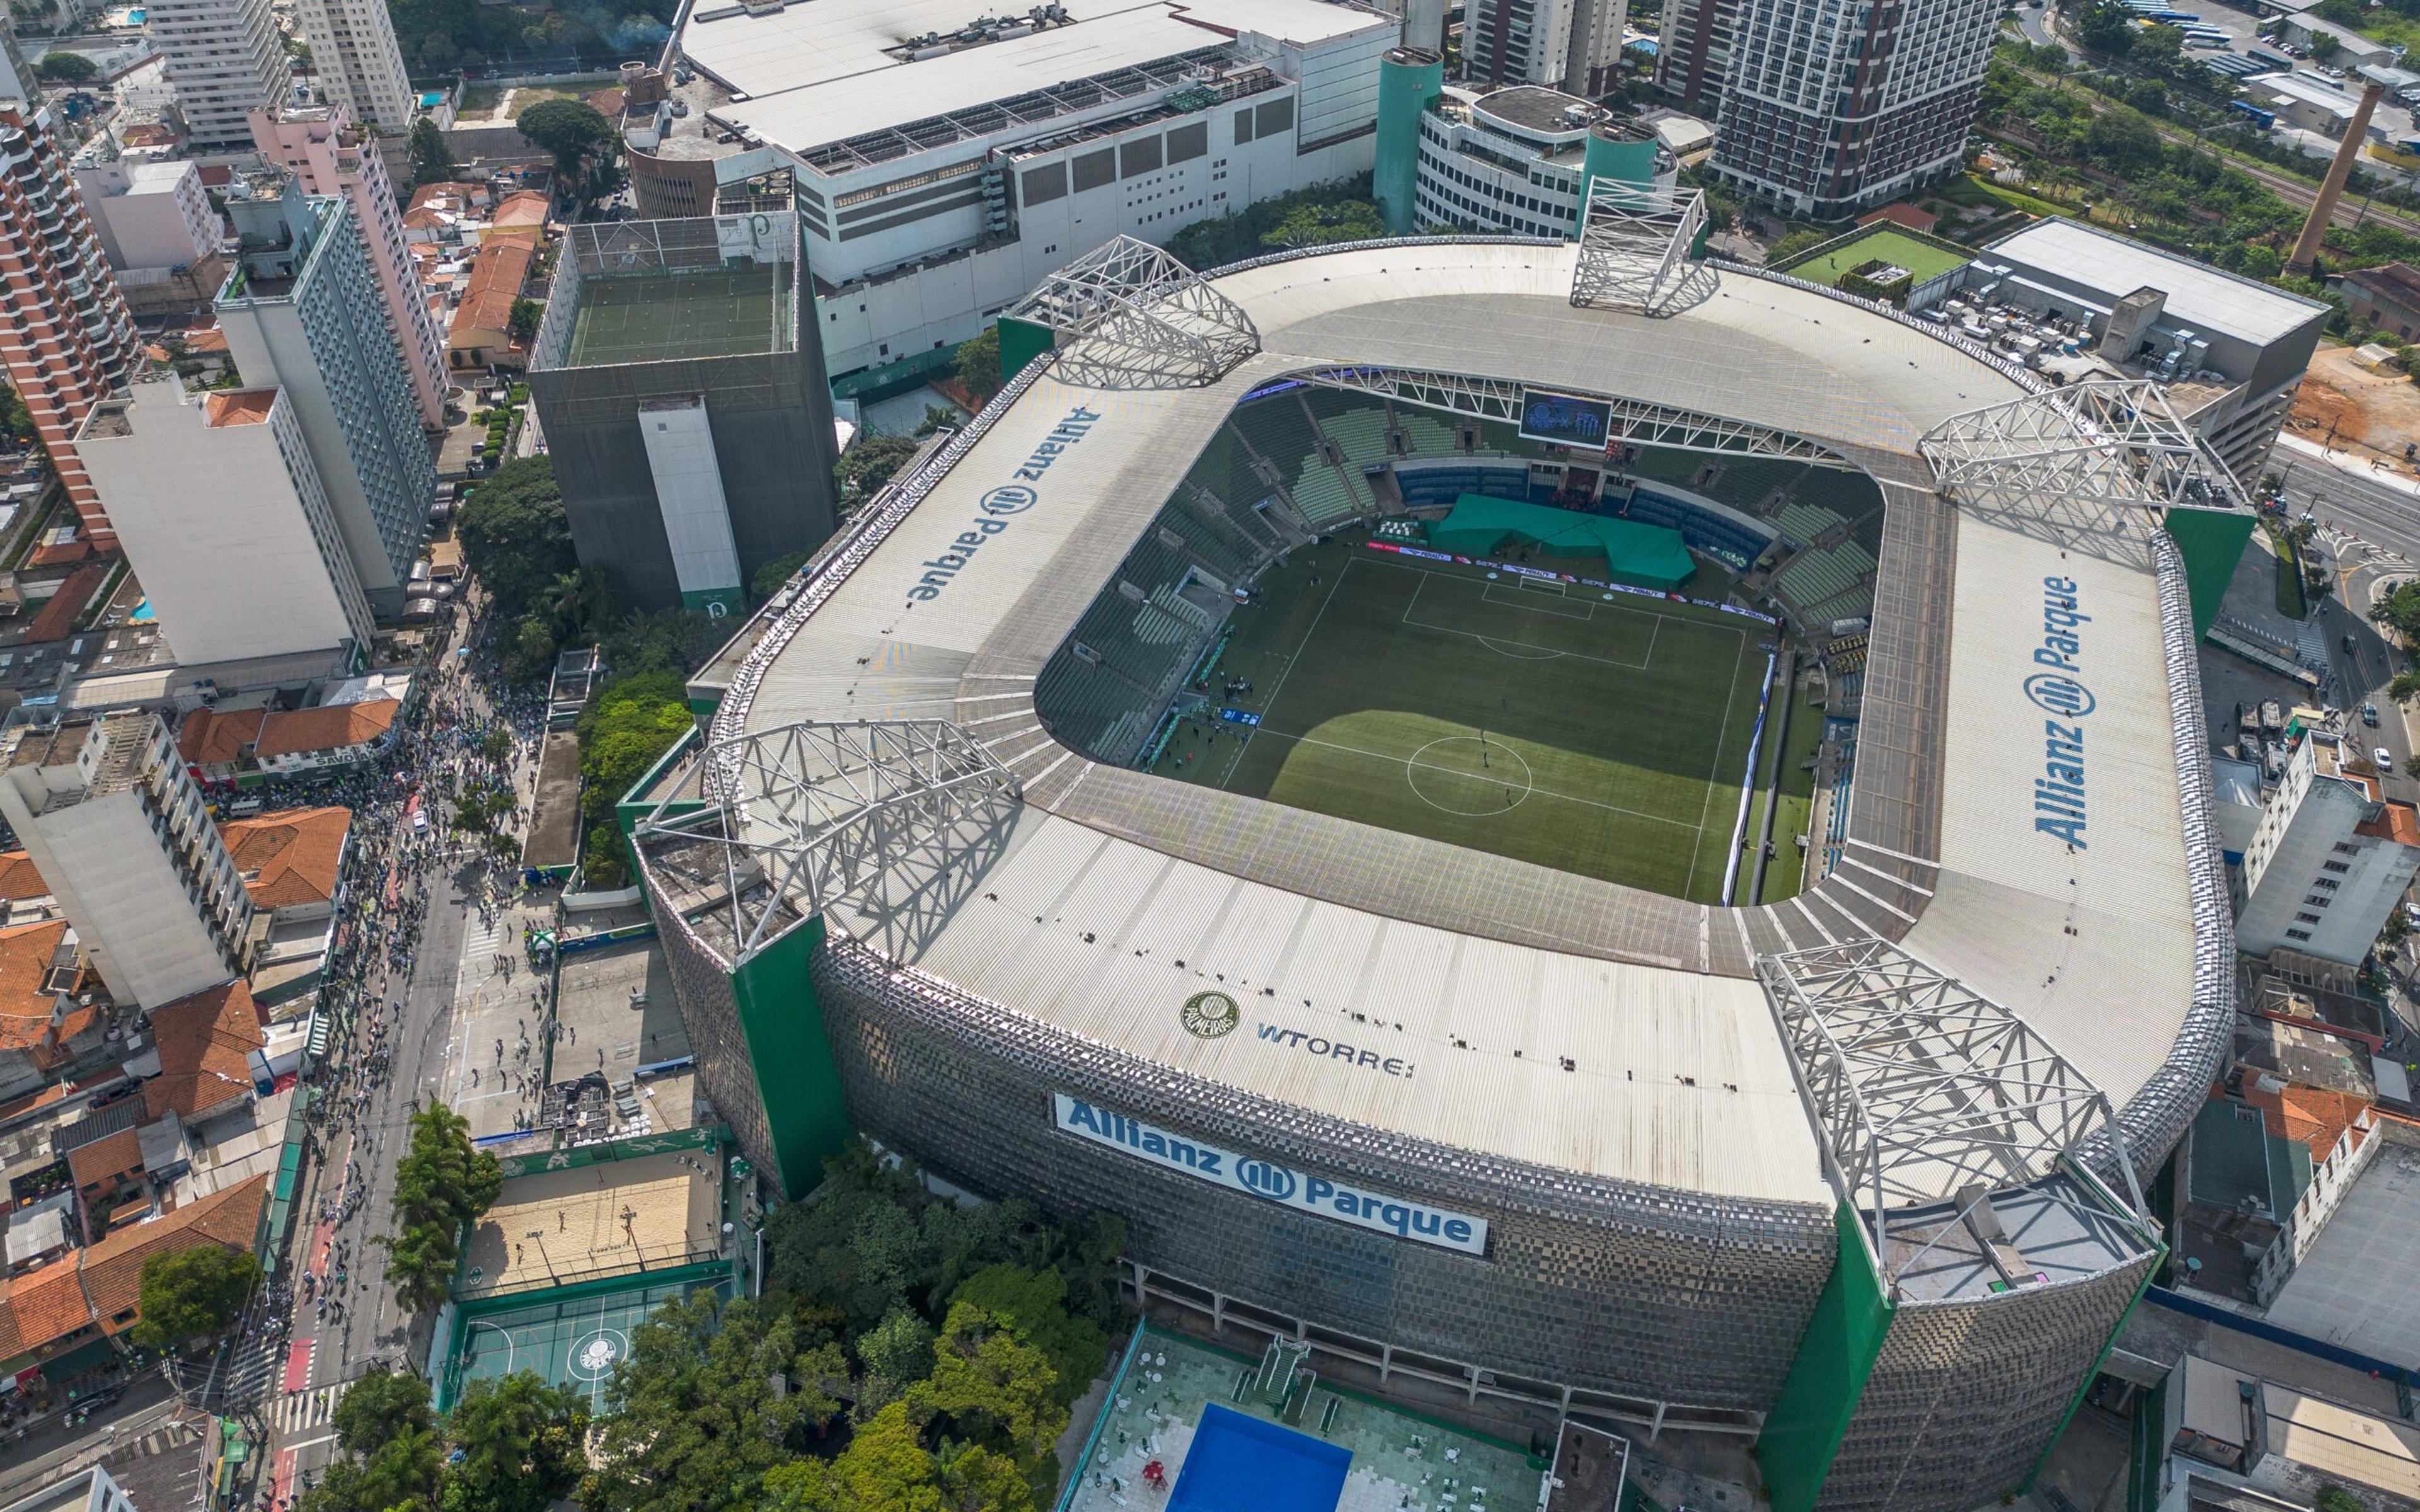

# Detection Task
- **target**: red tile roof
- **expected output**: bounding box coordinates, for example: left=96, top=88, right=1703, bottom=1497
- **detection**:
left=221, top=806, right=349, bottom=910
left=176, top=706, right=266, bottom=769
left=0, top=850, right=49, bottom=902
left=253, top=699, right=399, bottom=760
left=76, top=1174, right=268, bottom=1336
left=0, top=919, right=72, bottom=1058
left=67, top=1126, right=142, bottom=1191
left=26, top=563, right=106, bottom=641
left=449, top=235, right=537, bottom=347
left=0, top=1261, right=95, bottom=1359
left=142, top=980, right=262, bottom=1123
left=1858, top=202, right=1939, bottom=234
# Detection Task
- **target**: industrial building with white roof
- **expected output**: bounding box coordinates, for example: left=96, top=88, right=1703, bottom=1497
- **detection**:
left=669, top=0, right=1395, bottom=386
left=635, top=233, right=2240, bottom=1512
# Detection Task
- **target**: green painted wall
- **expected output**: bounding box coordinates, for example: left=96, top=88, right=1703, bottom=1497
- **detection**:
left=1754, top=1205, right=1898, bottom=1512
left=1577, top=126, right=1661, bottom=238
left=999, top=316, right=1055, bottom=386
left=727, top=915, right=853, bottom=1200
left=680, top=585, right=747, bottom=619
left=2164, top=508, right=2256, bottom=643
left=1375, top=49, right=1444, bottom=235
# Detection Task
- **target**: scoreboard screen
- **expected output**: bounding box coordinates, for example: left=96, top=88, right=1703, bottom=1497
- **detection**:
left=1518, top=389, right=1614, bottom=449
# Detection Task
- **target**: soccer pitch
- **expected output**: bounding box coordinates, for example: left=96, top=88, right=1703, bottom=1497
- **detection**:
left=1159, top=542, right=1776, bottom=903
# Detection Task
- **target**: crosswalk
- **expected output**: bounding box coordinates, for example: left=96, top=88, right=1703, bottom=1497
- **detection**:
left=265, top=1379, right=352, bottom=1437
left=124, top=1417, right=204, bottom=1458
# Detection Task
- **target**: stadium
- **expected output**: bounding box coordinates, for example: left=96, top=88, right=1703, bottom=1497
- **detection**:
left=634, top=208, right=2242, bottom=1511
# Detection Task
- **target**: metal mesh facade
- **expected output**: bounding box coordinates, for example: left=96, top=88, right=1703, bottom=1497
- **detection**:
left=1819, top=1251, right=2152, bottom=1511
left=809, top=935, right=1837, bottom=1413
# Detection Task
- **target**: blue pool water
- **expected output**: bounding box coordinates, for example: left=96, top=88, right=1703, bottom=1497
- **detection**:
left=129, top=598, right=154, bottom=622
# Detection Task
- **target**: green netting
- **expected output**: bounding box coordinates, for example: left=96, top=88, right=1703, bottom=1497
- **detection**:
left=1426, top=496, right=1694, bottom=591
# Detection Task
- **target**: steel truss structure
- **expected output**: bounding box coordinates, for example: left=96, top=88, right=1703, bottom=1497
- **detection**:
left=1570, top=180, right=1715, bottom=316
left=637, top=719, right=1022, bottom=963
left=1008, top=236, right=1259, bottom=389
left=1917, top=378, right=2250, bottom=520
left=1298, top=365, right=1857, bottom=466
left=1758, top=937, right=2145, bottom=1266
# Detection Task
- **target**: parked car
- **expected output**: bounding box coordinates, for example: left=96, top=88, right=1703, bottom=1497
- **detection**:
left=2365, top=702, right=2382, bottom=727
left=2377, top=746, right=2395, bottom=769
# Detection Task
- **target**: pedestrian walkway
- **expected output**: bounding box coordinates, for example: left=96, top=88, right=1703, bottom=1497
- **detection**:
left=127, top=1417, right=202, bottom=1458
left=263, top=1380, right=350, bottom=1438
left=280, top=1337, right=317, bottom=1394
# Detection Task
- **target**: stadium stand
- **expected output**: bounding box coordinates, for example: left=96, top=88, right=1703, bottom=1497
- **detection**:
left=1035, top=531, right=1221, bottom=762
left=1305, top=388, right=1393, bottom=471
left=1232, top=392, right=1370, bottom=529
left=1391, top=403, right=1460, bottom=459
left=1776, top=536, right=1877, bottom=613
left=1394, top=462, right=1530, bottom=509
left=1187, top=425, right=1276, bottom=517
left=1622, top=488, right=1776, bottom=570
left=1161, top=488, right=1267, bottom=587
left=1694, top=457, right=1805, bottom=513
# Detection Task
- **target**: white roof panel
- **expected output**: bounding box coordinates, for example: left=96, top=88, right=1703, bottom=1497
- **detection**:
left=1983, top=217, right=2327, bottom=347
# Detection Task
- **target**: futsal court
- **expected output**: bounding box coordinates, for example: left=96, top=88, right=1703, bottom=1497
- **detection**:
left=564, top=266, right=793, bottom=367
left=446, top=1273, right=727, bottom=1410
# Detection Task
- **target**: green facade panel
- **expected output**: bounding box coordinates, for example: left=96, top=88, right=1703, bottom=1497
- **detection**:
left=727, top=915, right=853, bottom=1200
left=999, top=316, right=1056, bottom=387
left=1376, top=49, right=1444, bottom=235
left=2163, top=508, right=2256, bottom=644
left=1754, top=1205, right=1897, bottom=1512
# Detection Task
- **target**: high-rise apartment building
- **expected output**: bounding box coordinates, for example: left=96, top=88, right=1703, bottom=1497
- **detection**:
left=1463, top=0, right=1629, bottom=96
left=78, top=374, right=374, bottom=667
left=218, top=175, right=435, bottom=616
left=2238, top=728, right=2420, bottom=965
left=1706, top=0, right=1998, bottom=217
left=0, top=712, right=253, bottom=1009
left=0, top=101, right=139, bottom=551
left=250, top=104, right=447, bottom=429
left=145, top=0, right=287, bottom=151
left=291, top=0, right=412, bottom=134
left=1654, top=0, right=1737, bottom=114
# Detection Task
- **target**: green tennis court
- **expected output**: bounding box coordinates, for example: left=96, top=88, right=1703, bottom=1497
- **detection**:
left=447, top=1273, right=729, bottom=1409
left=564, top=267, right=793, bottom=367
left=1155, top=534, right=1777, bottom=902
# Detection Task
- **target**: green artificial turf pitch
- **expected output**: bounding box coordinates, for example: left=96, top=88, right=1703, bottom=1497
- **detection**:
left=1155, top=541, right=1775, bottom=903
left=564, top=266, right=793, bottom=367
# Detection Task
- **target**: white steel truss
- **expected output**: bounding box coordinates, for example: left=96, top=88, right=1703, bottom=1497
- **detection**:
left=1296, top=367, right=1857, bottom=466
left=1758, top=937, right=2144, bottom=1258
left=1570, top=180, right=1714, bottom=316
left=637, top=719, right=1022, bottom=963
left=1008, top=235, right=1260, bottom=389
left=1918, top=379, right=2250, bottom=520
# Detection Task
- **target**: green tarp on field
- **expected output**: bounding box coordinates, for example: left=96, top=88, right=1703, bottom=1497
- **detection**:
left=1426, top=495, right=1695, bottom=591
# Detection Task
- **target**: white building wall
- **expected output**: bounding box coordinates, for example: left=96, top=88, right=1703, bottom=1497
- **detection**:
left=144, top=0, right=288, bottom=150
left=637, top=397, right=744, bottom=605
left=291, top=0, right=415, bottom=132
left=807, top=94, right=1376, bottom=379
left=2238, top=738, right=2420, bottom=963
left=76, top=382, right=369, bottom=665
left=81, top=161, right=217, bottom=272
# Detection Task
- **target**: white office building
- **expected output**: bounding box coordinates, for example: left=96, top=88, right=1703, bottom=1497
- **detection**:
left=0, top=712, right=253, bottom=1009
left=672, top=0, right=1397, bottom=385
left=1465, top=0, right=1628, bottom=97
left=2237, top=729, right=2420, bottom=965
left=291, top=0, right=414, bottom=134
left=144, top=0, right=288, bottom=151
left=76, top=374, right=372, bottom=668
left=1412, top=86, right=1672, bottom=237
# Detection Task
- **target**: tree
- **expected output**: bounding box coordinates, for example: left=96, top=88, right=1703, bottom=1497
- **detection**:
left=1763, top=228, right=1830, bottom=265
left=1260, top=198, right=1386, bottom=249
left=35, top=52, right=96, bottom=83
left=946, top=1266, right=1107, bottom=1409
left=381, top=1102, right=502, bottom=1313
left=457, top=456, right=576, bottom=620
left=834, top=434, right=921, bottom=504
left=332, top=1368, right=435, bottom=1456
left=517, top=99, right=622, bottom=203
left=852, top=1307, right=935, bottom=1419
left=762, top=1401, right=1032, bottom=1512
left=500, top=614, right=557, bottom=686
left=905, top=1300, right=1065, bottom=1499
left=582, top=823, right=630, bottom=888
left=131, top=1246, right=259, bottom=1348
left=443, top=1373, right=590, bottom=1512
left=411, top=118, right=461, bottom=188
left=303, top=1423, right=444, bottom=1512
left=508, top=297, right=543, bottom=343
left=751, top=550, right=810, bottom=604
left=2076, top=1, right=2137, bottom=55
left=2085, top=110, right=2162, bottom=172
left=583, top=1294, right=846, bottom=1512
left=574, top=671, right=693, bottom=827
left=955, top=323, right=1004, bottom=406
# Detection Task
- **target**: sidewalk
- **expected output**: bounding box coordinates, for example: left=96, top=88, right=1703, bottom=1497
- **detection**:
left=2278, top=432, right=2420, bottom=501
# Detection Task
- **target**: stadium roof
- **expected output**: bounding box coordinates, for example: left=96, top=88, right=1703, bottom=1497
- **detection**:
left=1979, top=219, right=2329, bottom=348
left=686, top=0, right=1388, bottom=160
left=723, top=241, right=2208, bottom=1204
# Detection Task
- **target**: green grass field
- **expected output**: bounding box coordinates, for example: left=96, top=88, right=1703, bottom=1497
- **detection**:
left=565, top=268, right=793, bottom=368
left=1780, top=226, right=1972, bottom=290
left=1153, top=539, right=1776, bottom=903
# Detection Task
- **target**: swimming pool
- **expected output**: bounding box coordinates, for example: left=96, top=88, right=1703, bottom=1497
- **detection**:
left=129, top=597, right=154, bottom=622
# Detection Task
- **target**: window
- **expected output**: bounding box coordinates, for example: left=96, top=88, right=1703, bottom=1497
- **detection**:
left=2324, top=860, right=2352, bottom=874
left=1071, top=149, right=1115, bottom=193
left=2296, top=911, right=2323, bottom=924
left=2334, top=842, right=2361, bottom=856
left=1255, top=97, right=1294, bottom=138
left=1234, top=107, right=1255, bottom=144
left=1168, top=122, right=1209, bottom=163
left=2287, top=928, right=2313, bottom=941
left=1121, top=136, right=1162, bottom=177
left=2303, top=895, right=2332, bottom=907
left=1022, top=162, right=1067, bottom=205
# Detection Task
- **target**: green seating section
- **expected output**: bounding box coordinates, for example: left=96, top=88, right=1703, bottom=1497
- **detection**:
left=1393, top=406, right=1459, bottom=457
left=1233, top=394, right=1322, bottom=492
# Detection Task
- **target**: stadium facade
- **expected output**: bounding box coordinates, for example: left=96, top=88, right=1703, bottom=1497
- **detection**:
left=636, top=229, right=2241, bottom=1509
left=526, top=213, right=838, bottom=616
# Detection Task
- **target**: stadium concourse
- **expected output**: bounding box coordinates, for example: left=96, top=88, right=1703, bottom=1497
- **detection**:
left=641, top=237, right=2232, bottom=1511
